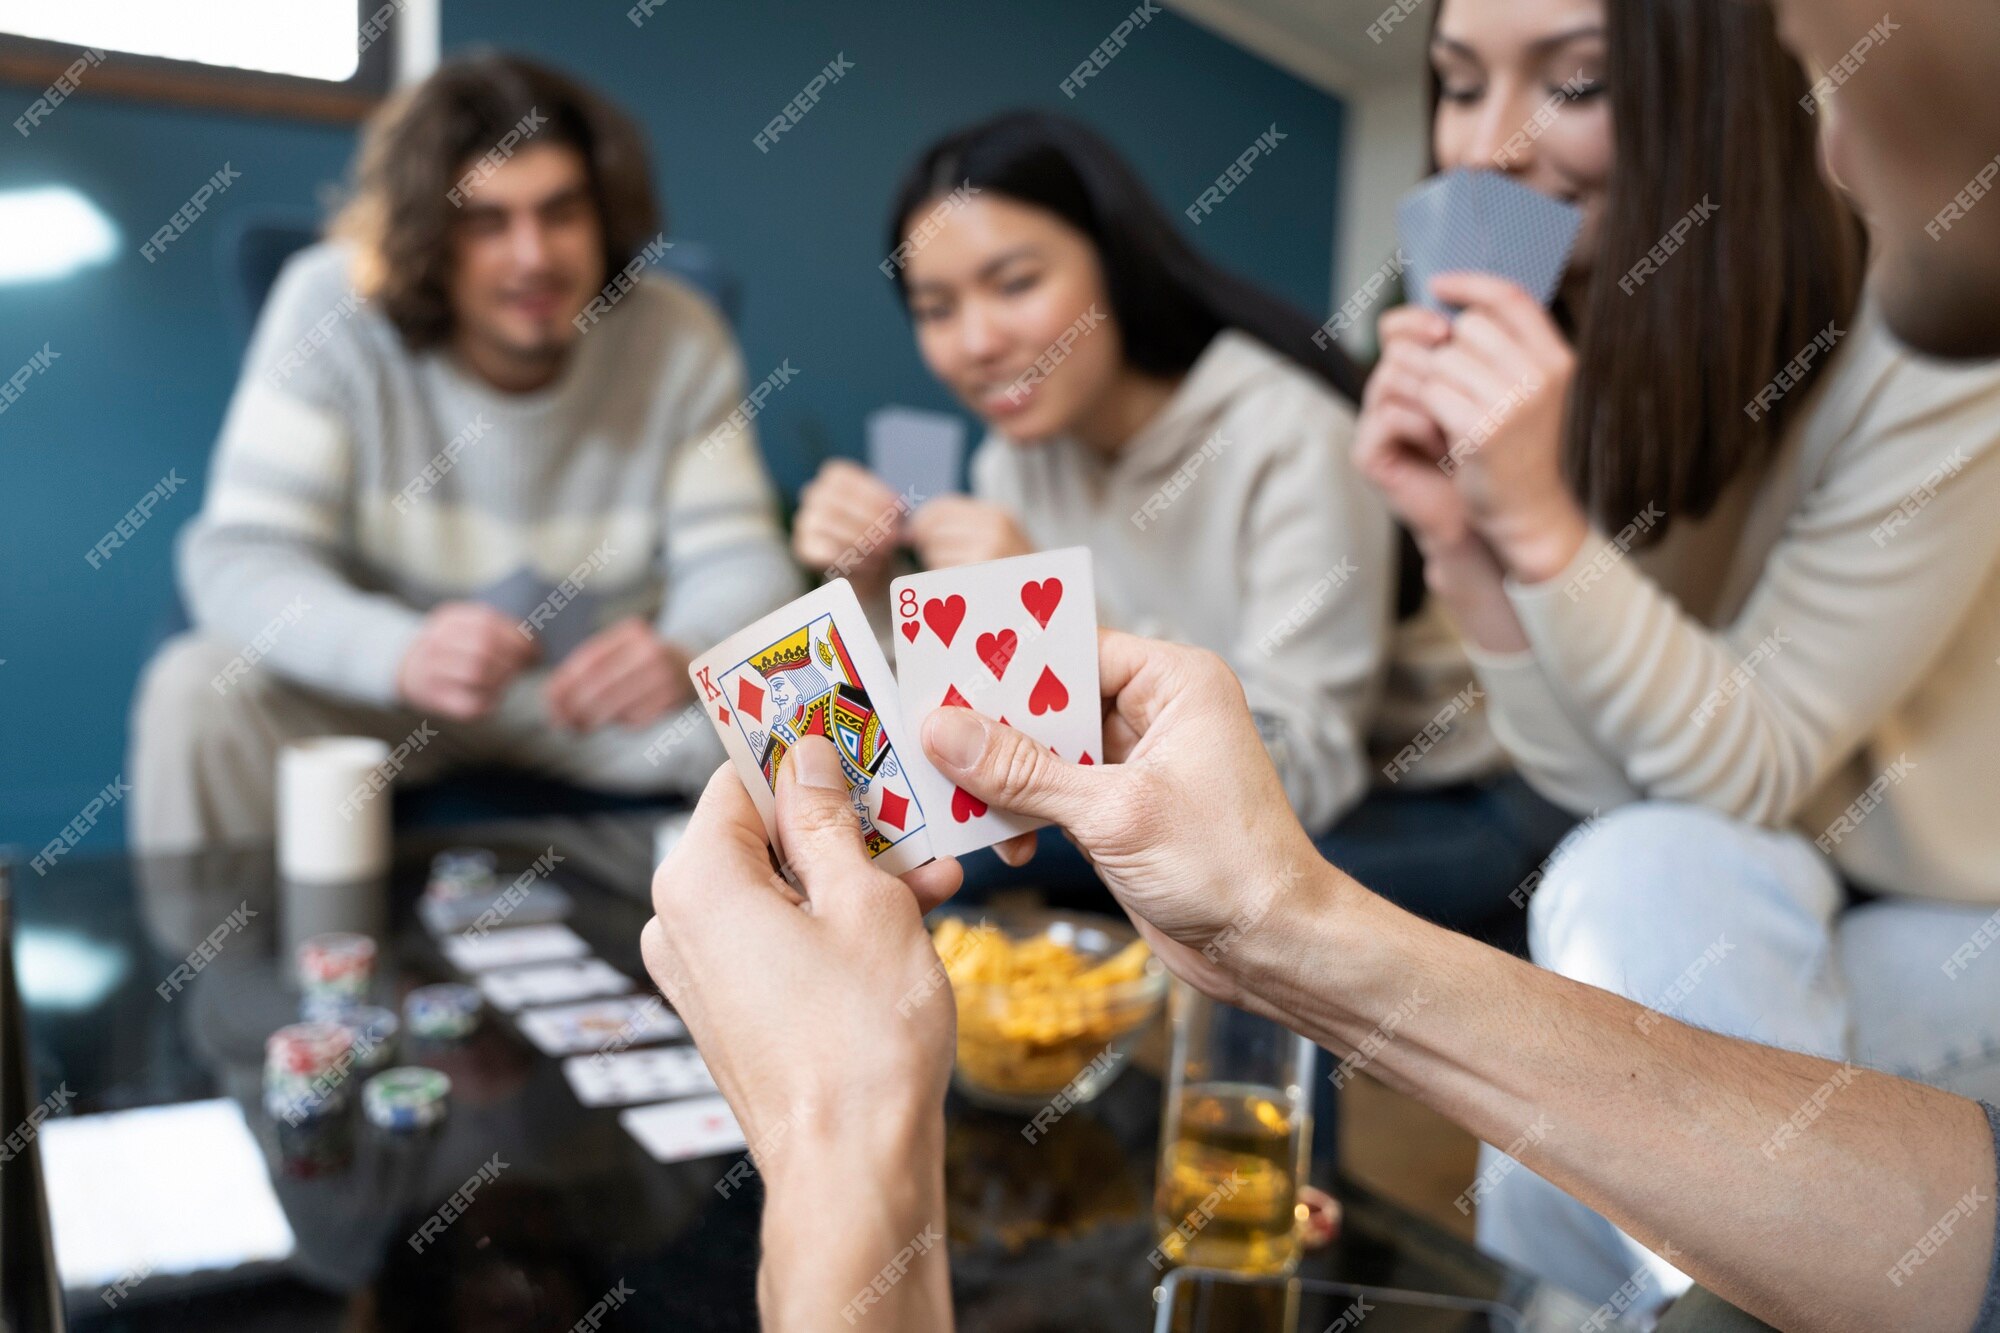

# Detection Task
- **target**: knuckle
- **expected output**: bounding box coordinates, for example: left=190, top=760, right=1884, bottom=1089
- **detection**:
left=1183, top=643, right=1234, bottom=686
left=790, top=790, right=862, bottom=845
left=991, top=730, right=1046, bottom=806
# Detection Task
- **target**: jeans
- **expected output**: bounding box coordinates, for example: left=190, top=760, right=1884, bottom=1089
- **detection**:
left=1476, top=801, right=2000, bottom=1312
left=1313, top=772, right=1579, bottom=940
left=129, top=633, right=709, bottom=852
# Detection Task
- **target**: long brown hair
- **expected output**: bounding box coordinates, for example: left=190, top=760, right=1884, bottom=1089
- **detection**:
left=331, top=52, right=662, bottom=350
left=1428, top=0, right=1865, bottom=541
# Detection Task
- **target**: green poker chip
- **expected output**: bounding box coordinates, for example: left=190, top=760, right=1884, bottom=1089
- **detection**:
left=362, top=1066, right=450, bottom=1130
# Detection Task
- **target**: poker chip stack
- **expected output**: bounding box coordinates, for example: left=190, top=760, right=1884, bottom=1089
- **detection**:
left=264, top=1021, right=357, bottom=1124
left=340, top=1004, right=400, bottom=1073
left=362, top=1066, right=452, bottom=1132
left=276, top=1113, right=353, bottom=1177
left=427, top=847, right=498, bottom=900
left=297, top=933, right=377, bottom=1020
left=404, top=983, right=482, bottom=1041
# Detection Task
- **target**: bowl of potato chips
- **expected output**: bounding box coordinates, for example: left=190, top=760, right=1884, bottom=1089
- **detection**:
left=931, top=907, right=1168, bottom=1114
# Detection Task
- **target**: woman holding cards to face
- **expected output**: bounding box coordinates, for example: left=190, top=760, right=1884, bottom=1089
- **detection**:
left=794, top=110, right=1572, bottom=926
left=1350, top=0, right=2000, bottom=1305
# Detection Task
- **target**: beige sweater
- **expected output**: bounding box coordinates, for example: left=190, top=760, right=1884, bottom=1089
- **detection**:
left=1471, top=302, right=2000, bottom=904
left=973, top=331, right=1498, bottom=836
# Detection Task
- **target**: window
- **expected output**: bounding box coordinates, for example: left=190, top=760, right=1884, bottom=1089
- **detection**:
left=0, top=0, right=403, bottom=122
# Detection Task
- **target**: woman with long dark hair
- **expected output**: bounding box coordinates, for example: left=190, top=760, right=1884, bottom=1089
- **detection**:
left=793, top=110, right=1395, bottom=844
left=1353, top=0, right=2000, bottom=1309
left=796, top=112, right=1569, bottom=910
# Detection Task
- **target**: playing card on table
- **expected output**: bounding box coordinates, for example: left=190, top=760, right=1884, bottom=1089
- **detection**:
left=688, top=580, right=935, bottom=875
left=516, top=995, right=686, bottom=1056
left=1397, top=169, right=1582, bottom=313
left=441, top=923, right=589, bottom=973
left=890, top=547, right=1101, bottom=859
left=563, top=1045, right=715, bottom=1107
left=478, top=957, right=633, bottom=1012
left=620, top=1095, right=746, bottom=1164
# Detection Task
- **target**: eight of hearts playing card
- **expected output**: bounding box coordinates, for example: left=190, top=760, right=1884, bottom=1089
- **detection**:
left=891, top=547, right=1101, bottom=859
left=688, top=580, right=935, bottom=875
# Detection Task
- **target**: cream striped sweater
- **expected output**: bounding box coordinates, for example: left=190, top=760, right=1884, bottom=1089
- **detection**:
left=179, top=243, right=800, bottom=703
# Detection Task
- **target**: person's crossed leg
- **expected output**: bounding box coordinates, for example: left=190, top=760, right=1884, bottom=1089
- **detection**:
left=130, top=632, right=716, bottom=852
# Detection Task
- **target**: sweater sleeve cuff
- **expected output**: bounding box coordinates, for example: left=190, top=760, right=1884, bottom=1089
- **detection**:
left=1502, top=530, right=1648, bottom=670
left=335, top=602, right=426, bottom=706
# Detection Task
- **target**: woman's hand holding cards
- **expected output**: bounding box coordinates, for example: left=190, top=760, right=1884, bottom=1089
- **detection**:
left=1415, top=271, right=1592, bottom=586
left=1355, top=304, right=1474, bottom=554
left=919, top=629, right=1343, bottom=1009
left=907, top=495, right=1034, bottom=569
left=791, top=459, right=907, bottom=601
left=640, top=735, right=958, bottom=1331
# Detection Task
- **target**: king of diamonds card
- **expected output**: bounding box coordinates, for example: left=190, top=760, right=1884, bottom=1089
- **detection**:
left=689, top=583, right=933, bottom=872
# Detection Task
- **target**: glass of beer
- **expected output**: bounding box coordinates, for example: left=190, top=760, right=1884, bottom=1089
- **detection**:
left=1152, top=979, right=1315, bottom=1275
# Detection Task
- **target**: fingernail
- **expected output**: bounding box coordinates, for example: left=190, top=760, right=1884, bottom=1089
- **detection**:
left=926, top=707, right=987, bottom=771
left=789, top=735, right=847, bottom=790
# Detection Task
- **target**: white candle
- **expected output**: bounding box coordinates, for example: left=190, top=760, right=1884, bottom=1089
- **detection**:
left=278, top=736, right=393, bottom=883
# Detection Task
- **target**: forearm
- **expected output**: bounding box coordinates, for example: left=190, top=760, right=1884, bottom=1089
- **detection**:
left=182, top=527, right=423, bottom=704
left=1424, top=533, right=1646, bottom=811
left=1421, top=535, right=1529, bottom=654
left=1240, top=871, right=1995, bottom=1333
left=758, top=1109, right=953, bottom=1333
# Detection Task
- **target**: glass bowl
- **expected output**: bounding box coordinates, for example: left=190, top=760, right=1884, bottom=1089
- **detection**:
left=932, top=906, right=1169, bottom=1114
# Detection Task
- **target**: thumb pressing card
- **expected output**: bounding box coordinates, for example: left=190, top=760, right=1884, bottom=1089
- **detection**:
left=688, top=579, right=936, bottom=875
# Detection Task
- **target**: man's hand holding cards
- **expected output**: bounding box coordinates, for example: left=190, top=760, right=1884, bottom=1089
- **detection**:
left=686, top=548, right=1102, bottom=872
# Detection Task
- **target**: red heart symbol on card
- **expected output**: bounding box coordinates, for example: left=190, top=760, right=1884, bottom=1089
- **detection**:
left=951, top=787, right=988, bottom=822
left=1028, top=665, right=1068, bottom=715
left=976, top=629, right=1017, bottom=680
left=1021, top=578, right=1063, bottom=629
left=923, top=595, right=966, bottom=647
left=942, top=684, right=971, bottom=708
left=900, top=620, right=919, bottom=643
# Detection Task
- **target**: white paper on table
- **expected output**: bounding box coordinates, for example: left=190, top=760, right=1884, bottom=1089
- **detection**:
left=40, top=1099, right=297, bottom=1291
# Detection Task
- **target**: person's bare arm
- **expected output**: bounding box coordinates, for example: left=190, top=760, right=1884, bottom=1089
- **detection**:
left=757, top=1107, right=949, bottom=1331
left=1241, top=876, right=1995, bottom=1333
left=640, top=745, right=959, bottom=1333
left=921, top=631, right=1998, bottom=1333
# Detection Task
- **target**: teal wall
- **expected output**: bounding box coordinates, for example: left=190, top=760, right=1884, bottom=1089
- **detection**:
left=0, top=0, right=1346, bottom=852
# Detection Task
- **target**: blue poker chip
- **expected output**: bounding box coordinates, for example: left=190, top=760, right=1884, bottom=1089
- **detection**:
left=404, top=983, right=482, bottom=1040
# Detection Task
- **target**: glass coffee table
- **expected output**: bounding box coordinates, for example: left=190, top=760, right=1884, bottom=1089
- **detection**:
left=7, top=814, right=1623, bottom=1331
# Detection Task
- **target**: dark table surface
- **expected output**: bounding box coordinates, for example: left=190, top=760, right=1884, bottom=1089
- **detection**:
left=10, top=814, right=1617, bottom=1332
